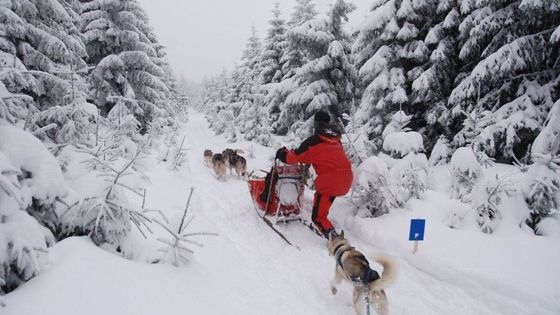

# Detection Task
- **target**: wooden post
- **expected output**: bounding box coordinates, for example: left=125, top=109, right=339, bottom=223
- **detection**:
left=409, top=219, right=425, bottom=255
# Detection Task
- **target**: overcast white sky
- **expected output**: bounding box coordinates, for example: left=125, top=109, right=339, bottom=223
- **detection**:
left=137, top=0, right=372, bottom=82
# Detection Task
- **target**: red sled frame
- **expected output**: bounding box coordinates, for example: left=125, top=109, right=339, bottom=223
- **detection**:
left=249, top=162, right=305, bottom=222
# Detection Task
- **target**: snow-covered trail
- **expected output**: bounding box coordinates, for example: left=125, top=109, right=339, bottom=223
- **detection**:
left=3, top=109, right=557, bottom=315
left=177, top=110, right=345, bottom=314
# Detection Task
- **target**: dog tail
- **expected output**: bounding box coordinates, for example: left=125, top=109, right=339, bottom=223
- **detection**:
left=369, top=254, right=397, bottom=291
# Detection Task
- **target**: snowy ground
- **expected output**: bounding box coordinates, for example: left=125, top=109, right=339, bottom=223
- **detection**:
left=3, top=109, right=560, bottom=315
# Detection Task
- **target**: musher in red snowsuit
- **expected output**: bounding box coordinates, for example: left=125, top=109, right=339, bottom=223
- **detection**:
left=276, top=111, right=353, bottom=238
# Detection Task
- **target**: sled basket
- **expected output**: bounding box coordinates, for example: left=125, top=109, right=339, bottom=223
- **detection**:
left=248, top=163, right=305, bottom=217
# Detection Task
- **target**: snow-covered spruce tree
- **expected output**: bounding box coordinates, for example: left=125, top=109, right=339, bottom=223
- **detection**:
left=382, top=110, right=428, bottom=205
left=228, top=26, right=271, bottom=143
left=411, top=0, right=462, bottom=151
left=265, top=0, right=318, bottom=133
left=275, top=0, right=357, bottom=138
left=206, top=101, right=232, bottom=135
left=352, top=0, right=436, bottom=154
left=242, top=93, right=274, bottom=146
left=104, top=98, right=141, bottom=140
left=81, top=0, right=174, bottom=133
left=450, top=146, right=482, bottom=202
left=354, top=156, right=396, bottom=217
left=0, top=0, right=96, bottom=144
left=259, top=2, right=287, bottom=86
left=77, top=142, right=151, bottom=247
left=0, top=123, right=68, bottom=293
left=382, top=110, right=424, bottom=158
left=0, top=80, right=34, bottom=124
left=453, top=108, right=496, bottom=167
left=473, top=174, right=516, bottom=234
left=247, top=3, right=286, bottom=145
left=448, top=0, right=560, bottom=163
left=227, top=26, right=262, bottom=105
left=428, top=135, right=452, bottom=166
left=206, top=100, right=238, bottom=143
left=341, top=117, right=369, bottom=164
left=0, top=0, right=40, bottom=122
left=288, top=0, right=318, bottom=27
left=200, top=71, right=230, bottom=114
left=390, top=151, right=428, bottom=205
left=282, top=0, right=318, bottom=78
left=523, top=99, right=560, bottom=235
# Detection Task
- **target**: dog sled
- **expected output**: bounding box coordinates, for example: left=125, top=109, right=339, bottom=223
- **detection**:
left=247, top=162, right=306, bottom=248
left=247, top=161, right=326, bottom=247
left=248, top=162, right=305, bottom=220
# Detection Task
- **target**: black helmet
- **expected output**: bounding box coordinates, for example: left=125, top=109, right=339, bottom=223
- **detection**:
left=314, top=110, right=341, bottom=136
left=313, top=111, right=331, bottom=130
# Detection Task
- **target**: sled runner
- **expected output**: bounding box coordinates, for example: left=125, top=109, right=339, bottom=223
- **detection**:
left=248, top=162, right=305, bottom=220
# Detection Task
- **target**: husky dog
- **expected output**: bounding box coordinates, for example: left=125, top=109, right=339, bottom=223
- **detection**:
left=203, top=149, right=213, bottom=167
left=211, top=153, right=227, bottom=179
left=222, top=148, right=246, bottom=177
left=230, top=154, right=247, bottom=177
left=327, top=231, right=396, bottom=315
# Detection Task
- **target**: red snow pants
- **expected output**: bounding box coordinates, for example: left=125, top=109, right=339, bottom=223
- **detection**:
left=312, top=192, right=336, bottom=233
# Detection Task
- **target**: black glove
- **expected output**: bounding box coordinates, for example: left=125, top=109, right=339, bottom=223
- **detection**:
left=275, top=147, right=288, bottom=163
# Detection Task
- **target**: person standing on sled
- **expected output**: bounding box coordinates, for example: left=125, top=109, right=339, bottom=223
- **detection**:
left=275, top=111, right=353, bottom=239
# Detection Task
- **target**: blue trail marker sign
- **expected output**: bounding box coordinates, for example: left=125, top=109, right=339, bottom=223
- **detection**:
left=409, top=219, right=426, bottom=254
left=409, top=219, right=426, bottom=241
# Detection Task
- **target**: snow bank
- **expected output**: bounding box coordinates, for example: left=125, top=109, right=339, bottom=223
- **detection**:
left=536, top=216, right=560, bottom=237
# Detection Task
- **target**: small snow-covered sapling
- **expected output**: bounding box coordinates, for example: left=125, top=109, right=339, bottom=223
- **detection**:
left=154, top=188, right=218, bottom=266
left=169, top=136, right=189, bottom=171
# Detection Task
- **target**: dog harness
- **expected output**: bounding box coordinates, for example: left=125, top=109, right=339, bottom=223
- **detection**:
left=334, top=244, right=380, bottom=284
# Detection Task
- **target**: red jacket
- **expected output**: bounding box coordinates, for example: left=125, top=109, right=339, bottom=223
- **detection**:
left=286, top=133, right=353, bottom=196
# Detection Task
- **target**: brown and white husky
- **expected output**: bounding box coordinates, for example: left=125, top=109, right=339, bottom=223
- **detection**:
left=327, top=231, right=397, bottom=315
left=203, top=149, right=213, bottom=167
left=211, top=153, right=227, bottom=179
left=222, top=148, right=247, bottom=177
